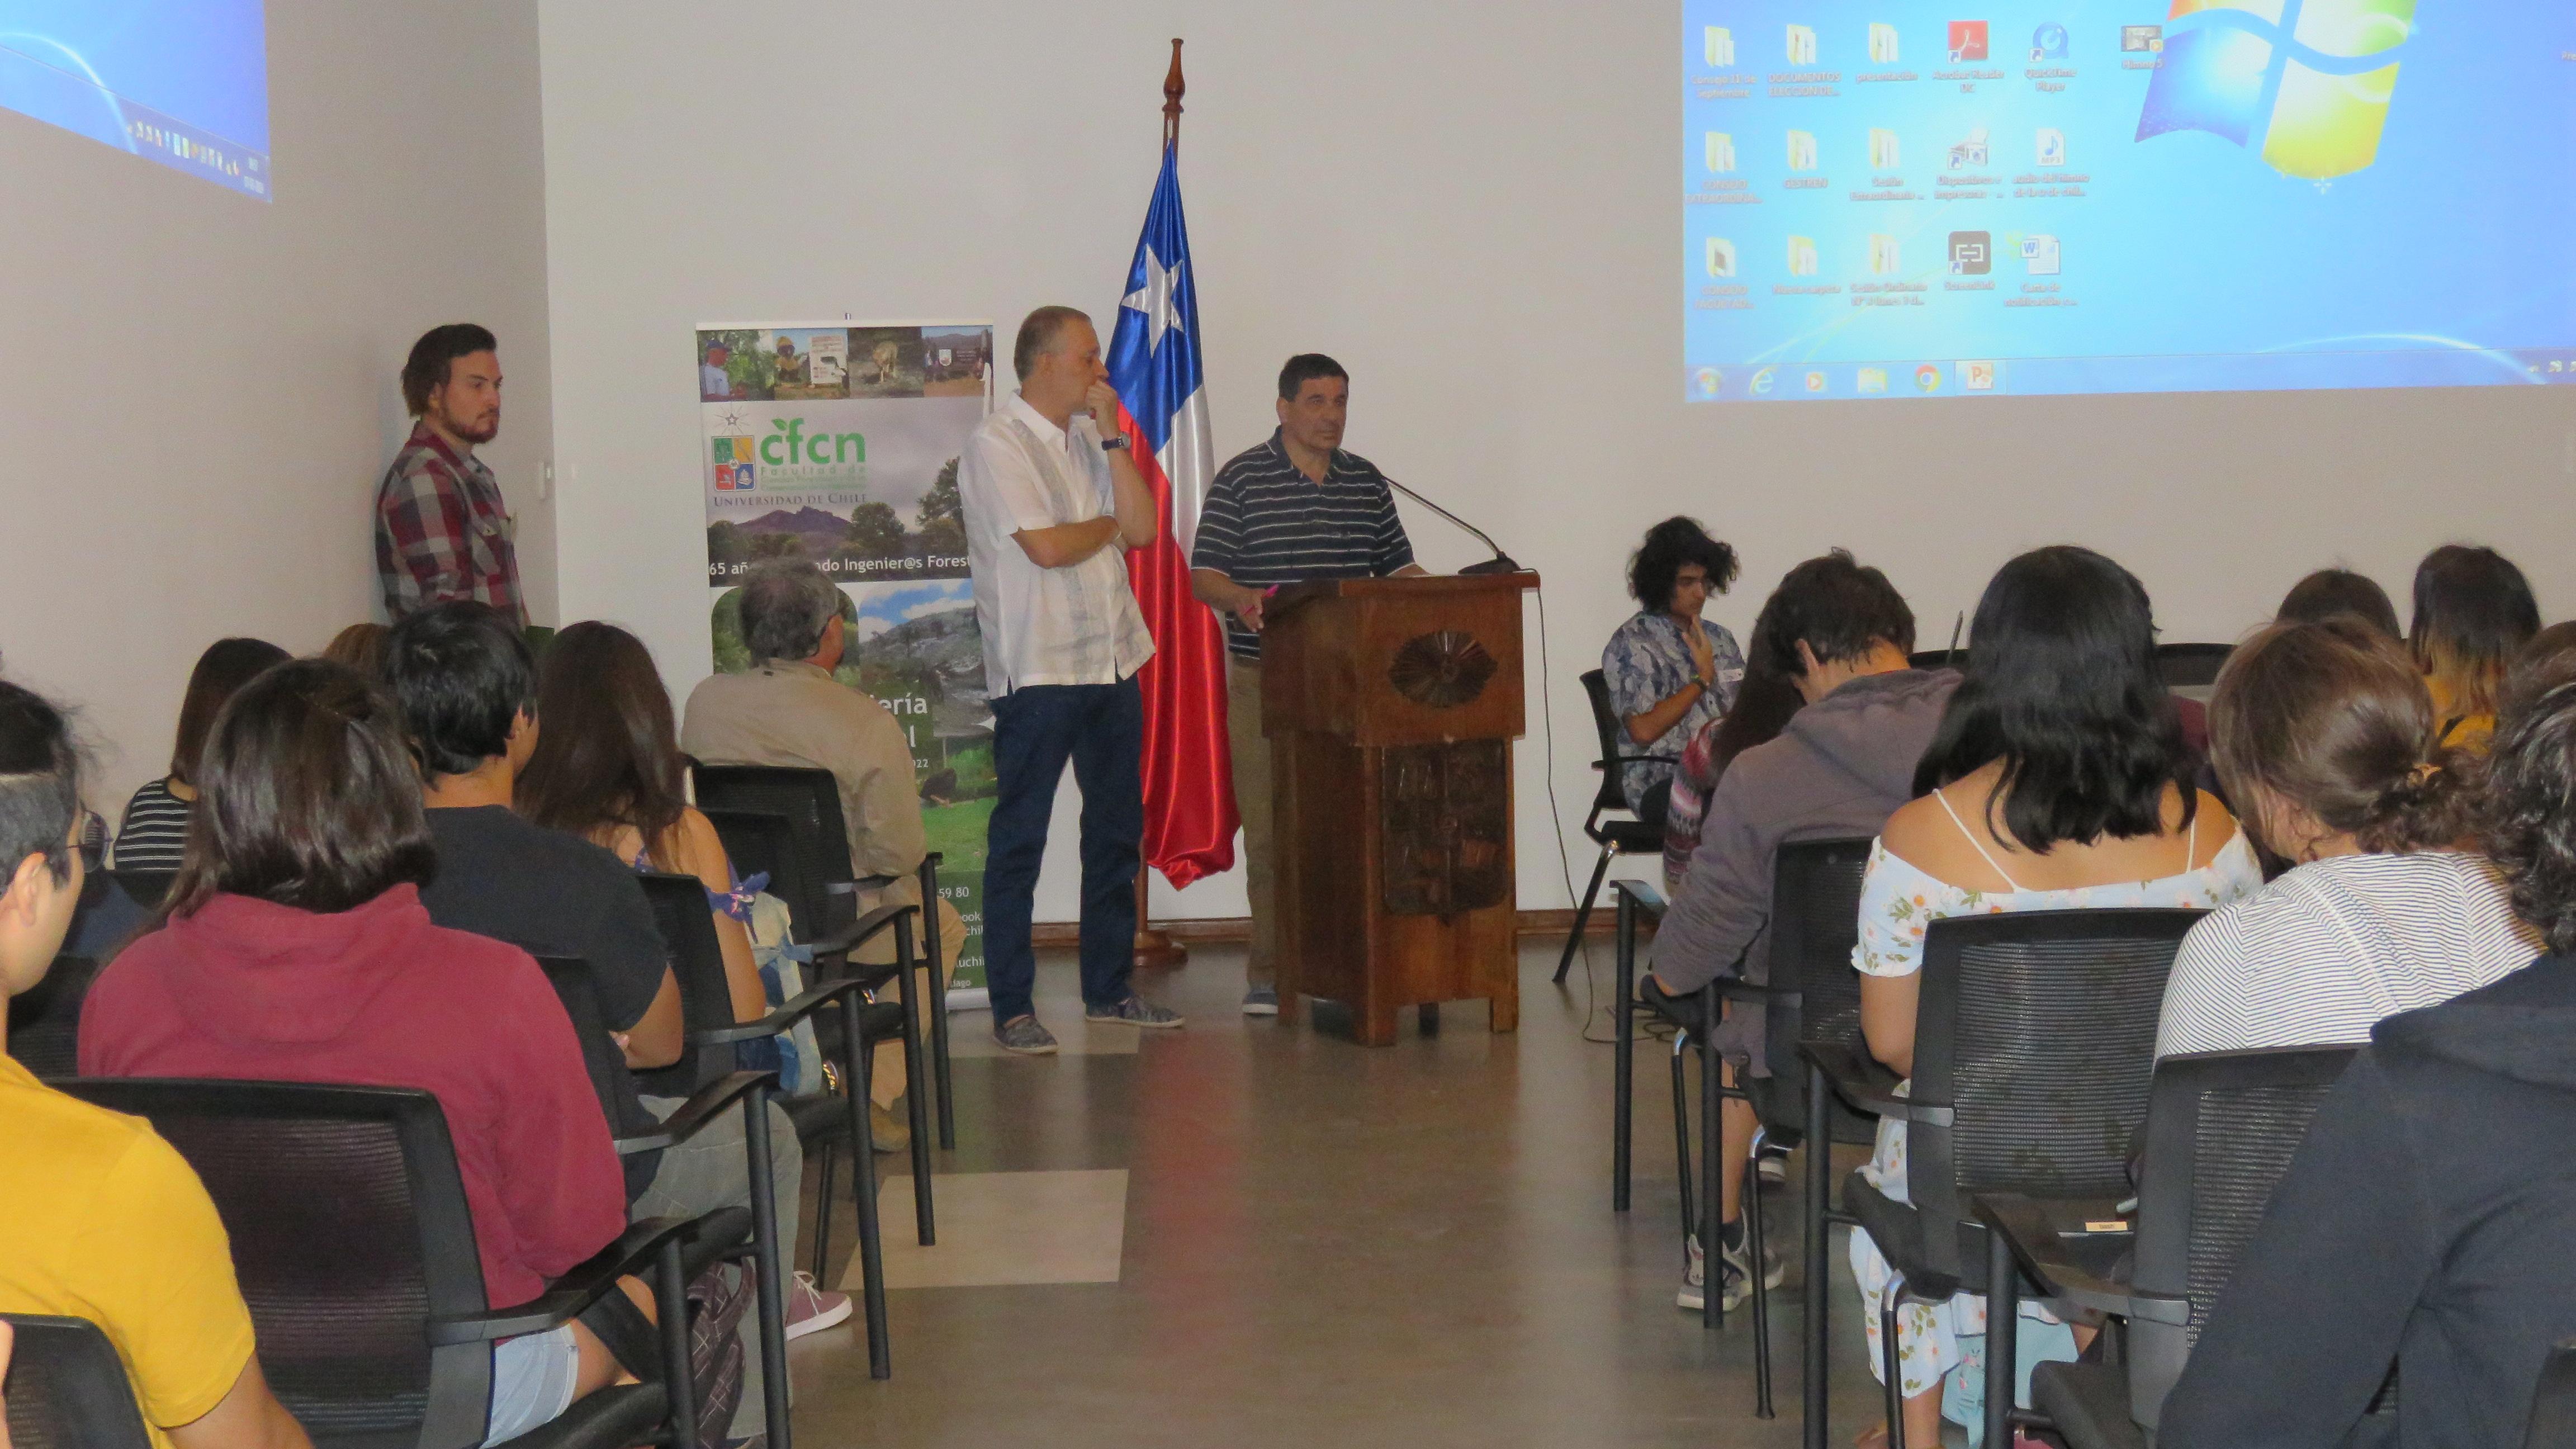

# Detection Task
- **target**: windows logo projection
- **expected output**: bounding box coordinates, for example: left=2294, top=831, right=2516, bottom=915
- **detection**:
left=1680, top=3, right=2576, bottom=400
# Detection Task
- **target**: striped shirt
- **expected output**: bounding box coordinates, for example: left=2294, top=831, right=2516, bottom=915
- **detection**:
left=2156, top=851, right=2544, bottom=1058
left=1191, top=430, right=1416, bottom=659
left=113, top=778, right=191, bottom=872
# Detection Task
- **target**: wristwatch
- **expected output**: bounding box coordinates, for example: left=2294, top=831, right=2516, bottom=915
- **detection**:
left=1100, top=434, right=1130, bottom=452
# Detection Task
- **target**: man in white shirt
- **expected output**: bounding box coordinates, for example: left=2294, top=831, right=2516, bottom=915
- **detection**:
left=957, top=306, right=1183, bottom=1053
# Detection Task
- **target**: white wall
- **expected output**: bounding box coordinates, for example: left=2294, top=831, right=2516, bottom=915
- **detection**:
left=0, top=1, right=557, bottom=812
left=536, top=0, right=2576, bottom=919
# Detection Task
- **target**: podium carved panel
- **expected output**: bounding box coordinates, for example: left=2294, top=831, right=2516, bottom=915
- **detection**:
left=1380, top=741, right=1510, bottom=916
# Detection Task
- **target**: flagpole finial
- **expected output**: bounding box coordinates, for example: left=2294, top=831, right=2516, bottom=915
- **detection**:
left=1162, top=38, right=1185, bottom=149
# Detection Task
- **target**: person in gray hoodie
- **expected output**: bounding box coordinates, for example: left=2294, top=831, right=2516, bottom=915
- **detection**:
left=2157, top=660, right=2576, bottom=1449
left=1646, top=550, right=1957, bottom=1311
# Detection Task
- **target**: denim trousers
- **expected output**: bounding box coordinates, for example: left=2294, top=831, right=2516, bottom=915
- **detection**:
left=983, top=675, right=1144, bottom=1022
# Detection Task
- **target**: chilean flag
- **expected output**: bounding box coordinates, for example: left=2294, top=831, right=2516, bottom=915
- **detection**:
left=1107, top=144, right=1238, bottom=889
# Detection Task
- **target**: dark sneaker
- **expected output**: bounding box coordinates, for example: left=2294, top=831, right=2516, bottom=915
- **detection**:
left=1241, top=986, right=1280, bottom=1016
left=994, top=1015, right=1059, bottom=1055
left=1085, top=996, right=1185, bottom=1028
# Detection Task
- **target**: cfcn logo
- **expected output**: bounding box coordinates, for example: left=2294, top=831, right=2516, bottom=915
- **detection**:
left=2136, top=0, right=2416, bottom=180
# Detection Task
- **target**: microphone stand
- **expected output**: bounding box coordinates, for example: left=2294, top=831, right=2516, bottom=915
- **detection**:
left=1383, top=477, right=1523, bottom=575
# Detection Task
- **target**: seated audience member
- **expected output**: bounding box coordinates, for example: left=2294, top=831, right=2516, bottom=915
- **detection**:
left=0, top=683, right=313, bottom=1449
left=382, top=604, right=840, bottom=1396
left=1848, top=546, right=2261, bottom=1448
left=679, top=560, right=964, bottom=1120
left=2158, top=619, right=2539, bottom=1057
left=1646, top=553, right=1955, bottom=1313
left=74, top=662, right=636, bottom=1447
left=1660, top=620, right=1803, bottom=894
left=514, top=622, right=802, bottom=1115
left=2411, top=543, right=2539, bottom=755
left=2277, top=566, right=2403, bottom=638
left=319, top=621, right=388, bottom=676
left=113, top=638, right=288, bottom=871
left=2504, top=620, right=2576, bottom=717
left=1600, top=517, right=1745, bottom=830
left=2157, top=671, right=2576, bottom=1449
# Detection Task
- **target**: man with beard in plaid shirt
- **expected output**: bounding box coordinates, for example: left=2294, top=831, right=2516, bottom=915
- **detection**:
left=374, top=324, right=524, bottom=623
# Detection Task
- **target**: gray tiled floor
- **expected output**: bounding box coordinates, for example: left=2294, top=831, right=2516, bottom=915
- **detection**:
left=779, top=937, right=1897, bottom=1447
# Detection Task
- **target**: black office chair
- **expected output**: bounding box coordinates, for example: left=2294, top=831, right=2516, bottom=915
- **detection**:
left=55, top=1078, right=709, bottom=1449
left=104, top=869, right=173, bottom=913
left=1, top=1315, right=151, bottom=1449
left=1802, top=907, right=2204, bottom=1449
left=1907, top=648, right=1964, bottom=671
left=2530, top=1341, right=2576, bottom=1449
left=1552, top=669, right=1667, bottom=986
left=1976, top=1045, right=2357, bottom=1449
left=2154, top=642, right=2234, bottom=689
left=635, top=871, right=911, bottom=1380
left=6, top=954, right=97, bottom=1081
left=692, top=764, right=951, bottom=1149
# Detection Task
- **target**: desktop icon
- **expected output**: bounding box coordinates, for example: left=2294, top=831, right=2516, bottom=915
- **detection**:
left=1948, top=20, right=1989, bottom=62
left=1786, top=23, right=1817, bottom=64
left=2021, top=233, right=2062, bottom=275
left=1787, top=130, right=1819, bottom=171
left=2120, top=24, right=2162, bottom=53
left=1805, top=370, right=1829, bottom=394
left=1705, top=236, right=1737, bottom=278
left=1962, top=361, right=1997, bottom=391
left=1694, top=367, right=1723, bottom=399
left=1869, top=128, right=1901, bottom=169
left=1706, top=131, right=1737, bottom=172
left=1704, top=26, right=1736, bottom=65
left=1787, top=235, right=1820, bottom=276
left=1869, top=234, right=1902, bottom=276
left=2037, top=128, right=2067, bottom=167
left=1948, top=230, right=1992, bottom=276
left=1916, top=364, right=1945, bottom=392
left=1858, top=367, right=1890, bottom=394
left=2030, top=22, right=2069, bottom=62
left=1948, top=126, right=1991, bottom=169
left=1751, top=367, right=1778, bottom=395
left=1869, top=22, right=1901, bottom=64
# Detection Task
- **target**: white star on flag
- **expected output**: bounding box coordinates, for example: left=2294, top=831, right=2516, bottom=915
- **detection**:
left=1121, top=250, right=1186, bottom=355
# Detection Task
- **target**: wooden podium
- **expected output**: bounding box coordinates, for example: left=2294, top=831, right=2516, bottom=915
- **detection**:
left=1262, top=572, right=1538, bottom=1045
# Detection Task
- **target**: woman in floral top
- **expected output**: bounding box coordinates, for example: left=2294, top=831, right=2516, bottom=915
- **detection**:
left=1847, top=547, right=2261, bottom=1449
left=1600, top=516, right=1745, bottom=827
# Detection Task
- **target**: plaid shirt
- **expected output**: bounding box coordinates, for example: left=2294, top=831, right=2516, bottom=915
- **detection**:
left=373, top=423, right=524, bottom=622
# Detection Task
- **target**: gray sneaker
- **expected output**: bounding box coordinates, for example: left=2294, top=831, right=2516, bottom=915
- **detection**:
left=1241, top=986, right=1280, bottom=1016
left=1085, top=996, right=1185, bottom=1028
left=993, top=1015, right=1059, bottom=1055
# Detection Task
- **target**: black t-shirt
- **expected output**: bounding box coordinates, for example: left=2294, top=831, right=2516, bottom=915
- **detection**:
left=421, top=806, right=670, bottom=1200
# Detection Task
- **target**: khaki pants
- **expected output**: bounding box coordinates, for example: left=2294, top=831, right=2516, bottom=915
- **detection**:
left=1227, top=656, right=1277, bottom=990
left=853, top=888, right=968, bottom=1109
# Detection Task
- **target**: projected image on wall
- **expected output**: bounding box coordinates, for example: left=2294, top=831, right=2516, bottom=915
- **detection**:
left=0, top=1, right=270, bottom=200
left=1680, top=3, right=2576, bottom=400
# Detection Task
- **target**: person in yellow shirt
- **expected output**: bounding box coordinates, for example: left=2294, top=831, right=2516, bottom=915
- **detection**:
left=0, top=680, right=309, bottom=1449
left=2411, top=544, right=2540, bottom=756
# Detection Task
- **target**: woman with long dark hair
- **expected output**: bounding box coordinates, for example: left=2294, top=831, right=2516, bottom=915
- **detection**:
left=112, top=637, right=289, bottom=871
left=1600, top=515, right=1745, bottom=828
left=2411, top=543, right=2540, bottom=754
left=1847, top=546, right=2260, bottom=1447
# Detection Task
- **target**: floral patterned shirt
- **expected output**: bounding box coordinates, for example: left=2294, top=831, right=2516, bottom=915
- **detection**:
left=1600, top=610, right=1745, bottom=811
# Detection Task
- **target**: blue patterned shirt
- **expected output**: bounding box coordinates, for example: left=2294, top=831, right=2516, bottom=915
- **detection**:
left=1600, top=611, right=1745, bottom=810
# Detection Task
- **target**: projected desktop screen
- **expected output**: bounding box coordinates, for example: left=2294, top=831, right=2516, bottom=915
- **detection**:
left=0, top=1, right=269, bottom=199
left=1680, top=3, right=2576, bottom=401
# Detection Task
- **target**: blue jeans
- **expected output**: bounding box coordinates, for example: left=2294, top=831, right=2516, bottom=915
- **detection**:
left=984, top=675, right=1143, bottom=1022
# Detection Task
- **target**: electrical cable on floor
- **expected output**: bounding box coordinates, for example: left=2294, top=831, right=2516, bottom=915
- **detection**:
left=1531, top=582, right=1637, bottom=1047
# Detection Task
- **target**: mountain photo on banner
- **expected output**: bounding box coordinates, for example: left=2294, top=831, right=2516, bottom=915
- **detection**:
left=702, top=326, right=983, bottom=585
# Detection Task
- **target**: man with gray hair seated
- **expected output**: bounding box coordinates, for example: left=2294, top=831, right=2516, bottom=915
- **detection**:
left=681, top=558, right=964, bottom=1148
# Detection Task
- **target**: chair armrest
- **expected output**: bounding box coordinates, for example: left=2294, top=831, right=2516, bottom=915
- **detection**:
left=1797, top=1038, right=1938, bottom=1122
left=806, top=902, right=917, bottom=962
left=427, top=1215, right=700, bottom=1344
left=1974, top=1192, right=2185, bottom=1325
left=693, top=976, right=878, bottom=1045
left=1589, top=755, right=1669, bottom=771
left=1609, top=879, right=1668, bottom=920
left=920, top=851, right=943, bottom=869
left=827, top=875, right=901, bottom=896
left=612, top=1071, right=777, bottom=1155
left=1716, top=979, right=1802, bottom=1009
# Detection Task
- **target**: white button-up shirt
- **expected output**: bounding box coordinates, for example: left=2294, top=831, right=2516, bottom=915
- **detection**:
left=957, top=391, right=1156, bottom=695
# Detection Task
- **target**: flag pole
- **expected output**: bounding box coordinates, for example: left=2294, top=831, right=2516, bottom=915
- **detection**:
left=1134, top=34, right=1191, bottom=973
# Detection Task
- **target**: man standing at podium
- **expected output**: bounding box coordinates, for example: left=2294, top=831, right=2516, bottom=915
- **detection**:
left=1190, top=354, right=1427, bottom=1016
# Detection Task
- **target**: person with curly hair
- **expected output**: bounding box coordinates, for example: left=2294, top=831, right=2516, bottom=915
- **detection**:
left=1599, top=515, right=1745, bottom=828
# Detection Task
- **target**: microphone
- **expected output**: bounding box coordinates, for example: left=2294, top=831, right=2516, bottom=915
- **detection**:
left=1382, top=476, right=1523, bottom=575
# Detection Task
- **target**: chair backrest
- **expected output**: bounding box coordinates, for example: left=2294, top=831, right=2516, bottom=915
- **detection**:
left=2124, top=1045, right=2357, bottom=1431
left=1, top=1315, right=153, bottom=1449
left=1761, top=836, right=1876, bottom=1130
left=700, top=804, right=836, bottom=947
left=692, top=765, right=859, bottom=892
left=636, top=872, right=743, bottom=1092
left=2528, top=1341, right=2576, bottom=1449
left=532, top=954, right=661, bottom=1135
left=1909, top=648, right=1963, bottom=672
left=1907, top=907, right=2205, bottom=1278
left=105, top=870, right=173, bottom=913
left=6, top=955, right=98, bottom=1081
left=55, top=1078, right=494, bottom=1449
left=2155, top=642, right=2234, bottom=689
left=1576, top=669, right=1630, bottom=817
